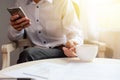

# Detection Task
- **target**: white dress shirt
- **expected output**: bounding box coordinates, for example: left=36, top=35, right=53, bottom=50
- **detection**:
left=8, top=0, right=83, bottom=48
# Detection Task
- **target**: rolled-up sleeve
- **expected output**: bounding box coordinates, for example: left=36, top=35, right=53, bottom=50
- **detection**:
left=8, top=0, right=24, bottom=41
left=62, top=0, right=84, bottom=45
left=8, top=26, right=24, bottom=41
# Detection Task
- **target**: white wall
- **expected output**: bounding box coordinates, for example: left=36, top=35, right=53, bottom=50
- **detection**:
left=100, top=31, right=120, bottom=59
left=81, top=0, right=120, bottom=58
left=0, top=0, right=15, bottom=69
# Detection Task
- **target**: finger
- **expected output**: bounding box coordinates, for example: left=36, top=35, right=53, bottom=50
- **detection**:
left=68, top=49, right=77, bottom=57
left=10, top=15, right=19, bottom=21
left=71, top=52, right=77, bottom=57
left=73, top=41, right=78, bottom=46
left=10, top=22, right=24, bottom=31
left=12, top=25, right=23, bottom=31
left=20, top=20, right=30, bottom=28
left=10, top=22, right=15, bottom=26
left=68, top=48, right=77, bottom=57
left=24, top=24, right=30, bottom=28
left=63, top=47, right=77, bottom=57
left=10, top=21, right=30, bottom=32
left=16, top=27, right=23, bottom=31
left=14, top=17, right=27, bottom=25
left=70, top=47, right=76, bottom=52
left=14, top=25, right=23, bottom=30
left=62, top=47, right=68, bottom=52
left=62, top=47, right=69, bottom=56
left=66, top=41, right=74, bottom=48
left=11, top=18, right=30, bottom=27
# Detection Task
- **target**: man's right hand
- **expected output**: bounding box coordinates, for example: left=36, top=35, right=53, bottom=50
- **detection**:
left=10, top=15, right=31, bottom=31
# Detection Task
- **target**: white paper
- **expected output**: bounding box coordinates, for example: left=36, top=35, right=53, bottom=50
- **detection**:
left=3, top=61, right=120, bottom=80
left=3, top=62, right=64, bottom=80
left=49, top=62, right=120, bottom=80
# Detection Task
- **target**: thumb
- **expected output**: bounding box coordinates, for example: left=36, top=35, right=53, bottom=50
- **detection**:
left=62, top=47, right=67, bottom=51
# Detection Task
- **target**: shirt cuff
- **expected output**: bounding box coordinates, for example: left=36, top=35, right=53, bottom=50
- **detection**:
left=9, top=26, right=24, bottom=34
left=8, top=26, right=24, bottom=40
left=70, top=37, right=84, bottom=45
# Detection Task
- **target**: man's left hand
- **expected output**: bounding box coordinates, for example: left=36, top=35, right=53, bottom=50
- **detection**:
left=63, top=40, right=78, bottom=57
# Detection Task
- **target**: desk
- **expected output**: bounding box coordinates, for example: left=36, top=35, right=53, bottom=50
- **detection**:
left=0, top=58, right=120, bottom=80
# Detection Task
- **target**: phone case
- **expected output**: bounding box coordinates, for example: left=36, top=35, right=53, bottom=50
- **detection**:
left=7, top=7, right=26, bottom=17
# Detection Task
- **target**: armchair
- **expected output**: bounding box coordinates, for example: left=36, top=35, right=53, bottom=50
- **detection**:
left=1, top=39, right=106, bottom=69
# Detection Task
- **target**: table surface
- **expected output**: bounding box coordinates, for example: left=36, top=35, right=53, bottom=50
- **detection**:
left=0, top=58, right=120, bottom=80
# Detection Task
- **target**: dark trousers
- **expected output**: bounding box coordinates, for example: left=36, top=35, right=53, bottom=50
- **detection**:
left=17, top=47, right=66, bottom=64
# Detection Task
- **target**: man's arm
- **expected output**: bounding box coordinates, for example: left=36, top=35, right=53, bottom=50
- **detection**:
left=61, top=0, right=84, bottom=57
left=8, top=15, right=30, bottom=41
left=62, top=0, right=83, bottom=44
left=8, top=1, right=30, bottom=41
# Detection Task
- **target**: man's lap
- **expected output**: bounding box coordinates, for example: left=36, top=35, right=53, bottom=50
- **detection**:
left=17, top=47, right=66, bottom=63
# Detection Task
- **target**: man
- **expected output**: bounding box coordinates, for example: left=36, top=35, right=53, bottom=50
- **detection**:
left=8, top=0, right=83, bottom=63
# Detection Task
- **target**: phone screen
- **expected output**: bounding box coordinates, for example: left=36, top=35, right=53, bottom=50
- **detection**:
left=7, top=7, right=26, bottom=18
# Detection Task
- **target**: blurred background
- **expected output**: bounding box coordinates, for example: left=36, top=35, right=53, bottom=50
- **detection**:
left=0, top=0, right=16, bottom=69
left=0, top=0, right=120, bottom=69
left=79, top=0, right=120, bottom=59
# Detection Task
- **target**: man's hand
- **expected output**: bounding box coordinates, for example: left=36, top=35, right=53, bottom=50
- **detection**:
left=63, top=40, right=78, bottom=57
left=10, top=15, right=31, bottom=31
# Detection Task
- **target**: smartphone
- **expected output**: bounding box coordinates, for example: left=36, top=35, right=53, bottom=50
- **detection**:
left=0, top=78, right=35, bottom=80
left=7, top=7, right=26, bottom=18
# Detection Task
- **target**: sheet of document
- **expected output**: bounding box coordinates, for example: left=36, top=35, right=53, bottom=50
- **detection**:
left=49, top=62, right=120, bottom=80
left=3, top=62, right=64, bottom=80
left=3, top=61, right=120, bottom=80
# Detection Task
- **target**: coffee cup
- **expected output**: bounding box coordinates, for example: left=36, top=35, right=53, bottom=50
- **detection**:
left=75, top=44, right=98, bottom=62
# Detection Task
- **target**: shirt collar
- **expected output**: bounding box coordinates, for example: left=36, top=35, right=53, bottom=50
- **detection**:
left=26, top=0, right=53, bottom=5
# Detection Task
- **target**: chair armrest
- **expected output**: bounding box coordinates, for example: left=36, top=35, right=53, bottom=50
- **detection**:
left=1, top=42, right=16, bottom=69
left=16, top=39, right=32, bottom=47
left=1, top=39, right=32, bottom=69
left=84, top=39, right=106, bottom=58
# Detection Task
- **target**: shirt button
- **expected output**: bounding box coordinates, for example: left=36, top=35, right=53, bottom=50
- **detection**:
left=39, top=31, right=41, bottom=33
left=36, top=6, right=39, bottom=8
left=36, top=19, right=39, bottom=22
left=49, top=47, right=52, bottom=48
left=43, top=41, right=47, bottom=44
